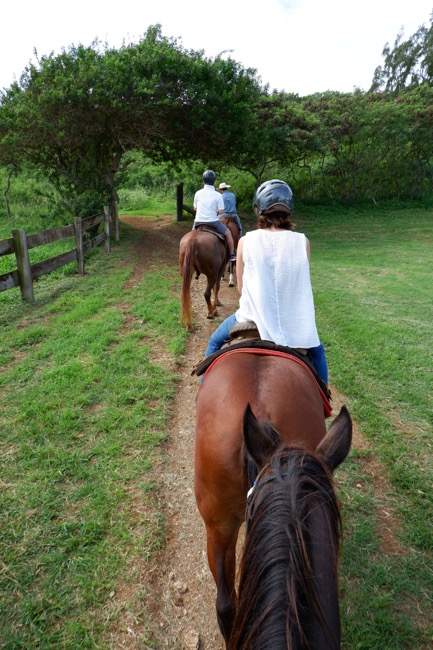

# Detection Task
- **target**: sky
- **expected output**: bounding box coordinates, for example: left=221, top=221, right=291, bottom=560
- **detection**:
left=1, top=0, right=432, bottom=96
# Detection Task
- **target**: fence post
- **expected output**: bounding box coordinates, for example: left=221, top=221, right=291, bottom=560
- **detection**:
left=12, top=228, right=34, bottom=302
left=112, top=199, right=120, bottom=242
left=74, top=217, right=85, bottom=275
left=104, top=206, right=111, bottom=253
left=176, top=183, right=183, bottom=222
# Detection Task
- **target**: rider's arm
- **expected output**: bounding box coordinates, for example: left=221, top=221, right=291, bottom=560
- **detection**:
left=236, top=237, right=245, bottom=293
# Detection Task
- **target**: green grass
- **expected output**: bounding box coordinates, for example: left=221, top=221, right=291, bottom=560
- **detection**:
left=117, top=188, right=177, bottom=216
left=0, top=167, right=71, bottom=225
left=0, top=220, right=188, bottom=648
left=296, top=205, right=433, bottom=648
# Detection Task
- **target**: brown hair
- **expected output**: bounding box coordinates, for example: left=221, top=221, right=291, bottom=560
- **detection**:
left=257, top=211, right=294, bottom=230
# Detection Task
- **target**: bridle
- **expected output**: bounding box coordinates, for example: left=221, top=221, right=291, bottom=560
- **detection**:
left=245, top=465, right=278, bottom=533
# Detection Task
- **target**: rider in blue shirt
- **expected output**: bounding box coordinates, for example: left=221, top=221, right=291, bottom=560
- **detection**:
left=218, top=183, right=243, bottom=236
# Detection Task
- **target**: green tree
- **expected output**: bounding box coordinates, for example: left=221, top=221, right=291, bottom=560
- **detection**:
left=289, top=86, right=433, bottom=203
left=0, top=26, right=261, bottom=216
left=298, top=91, right=372, bottom=202
left=372, top=14, right=433, bottom=92
left=224, top=92, right=320, bottom=187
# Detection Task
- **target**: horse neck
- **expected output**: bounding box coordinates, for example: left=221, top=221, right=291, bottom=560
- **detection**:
left=231, top=450, right=341, bottom=650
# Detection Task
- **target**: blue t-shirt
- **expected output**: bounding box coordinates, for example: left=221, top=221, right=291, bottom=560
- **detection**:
left=222, top=191, right=237, bottom=215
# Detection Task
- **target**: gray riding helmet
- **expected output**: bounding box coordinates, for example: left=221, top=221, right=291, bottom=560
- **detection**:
left=253, top=179, right=294, bottom=214
left=203, top=170, right=217, bottom=185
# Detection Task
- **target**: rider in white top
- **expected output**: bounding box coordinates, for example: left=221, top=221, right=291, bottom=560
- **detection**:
left=204, top=179, right=328, bottom=384
left=236, top=229, right=320, bottom=348
left=194, top=184, right=224, bottom=222
left=193, top=170, right=236, bottom=261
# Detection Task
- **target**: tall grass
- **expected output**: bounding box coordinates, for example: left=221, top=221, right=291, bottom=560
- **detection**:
left=0, top=167, right=177, bottom=278
left=0, top=167, right=70, bottom=226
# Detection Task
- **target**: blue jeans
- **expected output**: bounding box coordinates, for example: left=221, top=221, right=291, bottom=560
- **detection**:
left=205, top=314, right=237, bottom=356
left=204, top=314, right=328, bottom=384
left=308, top=342, right=328, bottom=385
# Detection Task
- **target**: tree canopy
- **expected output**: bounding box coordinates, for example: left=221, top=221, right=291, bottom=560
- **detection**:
left=0, top=26, right=262, bottom=215
left=372, top=13, right=433, bottom=91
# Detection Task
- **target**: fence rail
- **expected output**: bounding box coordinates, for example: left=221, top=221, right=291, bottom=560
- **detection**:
left=0, top=203, right=119, bottom=302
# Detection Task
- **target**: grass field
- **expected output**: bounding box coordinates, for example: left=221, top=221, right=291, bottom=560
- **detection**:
left=0, top=218, right=187, bottom=647
left=303, top=205, right=433, bottom=649
left=0, top=204, right=432, bottom=648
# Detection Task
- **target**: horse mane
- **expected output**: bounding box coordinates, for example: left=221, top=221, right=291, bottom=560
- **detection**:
left=231, top=446, right=342, bottom=650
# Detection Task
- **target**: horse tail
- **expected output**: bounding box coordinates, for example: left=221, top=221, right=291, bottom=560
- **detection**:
left=180, top=238, right=196, bottom=330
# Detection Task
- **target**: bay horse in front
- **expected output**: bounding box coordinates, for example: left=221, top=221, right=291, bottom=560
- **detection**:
left=194, top=348, right=352, bottom=648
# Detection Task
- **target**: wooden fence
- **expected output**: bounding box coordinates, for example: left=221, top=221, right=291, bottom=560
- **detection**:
left=0, top=203, right=119, bottom=303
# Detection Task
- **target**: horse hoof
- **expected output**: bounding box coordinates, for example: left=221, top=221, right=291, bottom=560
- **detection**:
left=207, top=315, right=215, bottom=320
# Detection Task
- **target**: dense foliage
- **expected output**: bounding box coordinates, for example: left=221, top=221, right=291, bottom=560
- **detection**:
left=0, top=26, right=261, bottom=216
left=294, top=85, right=433, bottom=202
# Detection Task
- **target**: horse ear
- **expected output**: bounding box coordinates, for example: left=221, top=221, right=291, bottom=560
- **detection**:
left=243, top=403, right=278, bottom=466
left=316, top=405, right=352, bottom=472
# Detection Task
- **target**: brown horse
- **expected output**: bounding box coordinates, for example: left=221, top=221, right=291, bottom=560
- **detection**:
left=194, top=351, right=352, bottom=648
left=179, top=228, right=227, bottom=331
left=220, top=217, right=240, bottom=287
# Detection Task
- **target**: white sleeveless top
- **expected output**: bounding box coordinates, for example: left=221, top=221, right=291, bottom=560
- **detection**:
left=236, top=230, right=320, bottom=348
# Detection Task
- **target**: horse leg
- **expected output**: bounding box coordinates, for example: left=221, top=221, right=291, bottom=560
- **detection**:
left=228, top=260, right=236, bottom=288
left=214, top=271, right=224, bottom=309
left=205, top=524, right=240, bottom=644
left=213, top=264, right=225, bottom=306
left=205, top=277, right=215, bottom=319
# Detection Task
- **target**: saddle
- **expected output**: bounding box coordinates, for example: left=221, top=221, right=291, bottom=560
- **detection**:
left=196, top=225, right=226, bottom=244
left=219, top=216, right=239, bottom=227
left=192, top=320, right=331, bottom=402
left=222, top=320, right=260, bottom=346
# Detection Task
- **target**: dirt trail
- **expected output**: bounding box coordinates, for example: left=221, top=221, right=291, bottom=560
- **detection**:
left=115, top=216, right=364, bottom=650
left=118, top=215, right=228, bottom=649
left=145, top=297, right=226, bottom=650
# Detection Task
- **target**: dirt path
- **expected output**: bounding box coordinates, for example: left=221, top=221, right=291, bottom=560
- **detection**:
left=119, top=215, right=228, bottom=649
left=145, top=291, right=226, bottom=650
left=115, top=216, right=397, bottom=650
